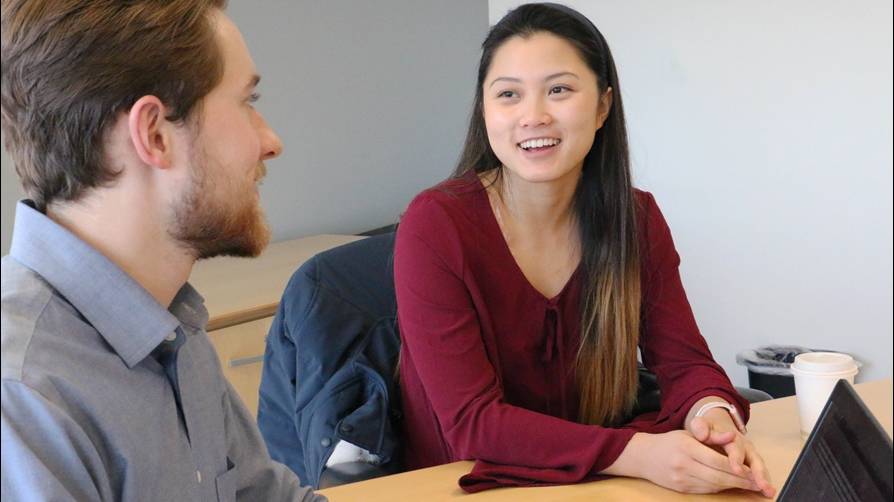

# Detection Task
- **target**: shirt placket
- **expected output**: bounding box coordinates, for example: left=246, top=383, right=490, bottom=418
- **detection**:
left=153, top=326, right=214, bottom=497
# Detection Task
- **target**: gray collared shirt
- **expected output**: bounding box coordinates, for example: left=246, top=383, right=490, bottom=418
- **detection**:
left=1, top=201, right=324, bottom=502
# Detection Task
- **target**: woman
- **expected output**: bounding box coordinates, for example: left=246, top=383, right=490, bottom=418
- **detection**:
left=394, top=3, right=775, bottom=497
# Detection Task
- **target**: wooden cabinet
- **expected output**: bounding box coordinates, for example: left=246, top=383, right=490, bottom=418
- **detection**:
left=206, top=317, right=273, bottom=417
left=189, top=234, right=363, bottom=417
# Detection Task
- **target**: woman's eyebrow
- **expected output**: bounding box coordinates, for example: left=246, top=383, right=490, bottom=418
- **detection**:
left=488, top=71, right=580, bottom=88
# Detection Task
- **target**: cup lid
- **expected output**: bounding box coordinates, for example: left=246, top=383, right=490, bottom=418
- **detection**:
left=791, top=352, right=857, bottom=374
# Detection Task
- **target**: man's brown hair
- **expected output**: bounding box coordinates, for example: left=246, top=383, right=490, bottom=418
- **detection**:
left=1, top=0, right=227, bottom=210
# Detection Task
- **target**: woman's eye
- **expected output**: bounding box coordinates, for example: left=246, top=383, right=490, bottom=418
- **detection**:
left=497, top=90, right=517, bottom=99
left=248, top=92, right=261, bottom=104
left=549, top=85, right=570, bottom=95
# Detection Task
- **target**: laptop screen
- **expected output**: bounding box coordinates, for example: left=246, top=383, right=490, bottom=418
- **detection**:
left=778, top=379, right=893, bottom=502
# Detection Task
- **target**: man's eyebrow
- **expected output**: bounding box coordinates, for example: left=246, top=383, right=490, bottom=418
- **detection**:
left=246, top=74, right=261, bottom=90
left=488, top=72, right=580, bottom=88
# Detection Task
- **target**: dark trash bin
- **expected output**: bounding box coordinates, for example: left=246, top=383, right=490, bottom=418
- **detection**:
left=735, top=345, right=814, bottom=398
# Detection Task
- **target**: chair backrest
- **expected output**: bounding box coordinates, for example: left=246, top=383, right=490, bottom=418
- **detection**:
left=258, top=232, right=401, bottom=488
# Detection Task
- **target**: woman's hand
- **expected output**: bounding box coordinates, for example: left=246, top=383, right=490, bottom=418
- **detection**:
left=636, top=431, right=766, bottom=494
left=604, top=431, right=763, bottom=494
left=688, top=410, right=776, bottom=498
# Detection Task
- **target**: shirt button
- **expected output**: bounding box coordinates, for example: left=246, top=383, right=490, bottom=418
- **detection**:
left=340, top=424, right=354, bottom=433
left=321, top=437, right=331, bottom=447
left=165, top=333, right=177, bottom=342
left=196, top=470, right=202, bottom=483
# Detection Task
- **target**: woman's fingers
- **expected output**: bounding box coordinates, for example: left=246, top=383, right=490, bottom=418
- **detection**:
left=690, top=430, right=775, bottom=497
left=684, top=459, right=760, bottom=493
left=690, top=416, right=752, bottom=478
left=690, top=416, right=736, bottom=447
left=689, top=416, right=711, bottom=442
left=722, top=438, right=749, bottom=476
left=689, top=438, right=752, bottom=479
left=744, top=443, right=776, bottom=498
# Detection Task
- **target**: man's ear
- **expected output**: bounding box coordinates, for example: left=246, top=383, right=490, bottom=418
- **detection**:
left=127, top=95, right=174, bottom=169
left=596, top=86, right=613, bottom=130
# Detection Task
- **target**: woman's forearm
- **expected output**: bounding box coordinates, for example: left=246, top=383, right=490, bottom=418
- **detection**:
left=600, top=432, right=648, bottom=478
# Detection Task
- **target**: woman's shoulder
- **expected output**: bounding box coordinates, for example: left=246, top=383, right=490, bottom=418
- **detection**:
left=412, top=173, right=481, bottom=202
left=632, top=188, right=665, bottom=230
left=403, top=173, right=484, bottom=223
left=396, top=174, right=486, bottom=266
left=633, top=188, right=657, bottom=209
left=632, top=188, right=679, bottom=273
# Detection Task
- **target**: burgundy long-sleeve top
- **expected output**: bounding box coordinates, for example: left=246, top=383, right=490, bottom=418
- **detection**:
left=394, top=174, right=748, bottom=492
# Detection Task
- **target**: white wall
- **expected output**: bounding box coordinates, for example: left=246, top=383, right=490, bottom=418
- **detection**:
left=490, top=0, right=894, bottom=385
left=1, top=0, right=488, bottom=253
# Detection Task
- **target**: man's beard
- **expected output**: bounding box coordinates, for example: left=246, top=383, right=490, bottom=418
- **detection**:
left=169, top=148, right=271, bottom=260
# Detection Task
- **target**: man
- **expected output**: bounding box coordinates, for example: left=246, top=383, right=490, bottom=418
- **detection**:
left=1, top=1, right=324, bottom=500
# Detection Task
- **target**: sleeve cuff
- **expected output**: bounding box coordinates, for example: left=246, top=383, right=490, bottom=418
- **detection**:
left=457, top=428, right=637, bottom=492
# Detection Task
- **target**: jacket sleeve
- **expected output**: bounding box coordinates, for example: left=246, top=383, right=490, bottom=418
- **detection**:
left=257, top=299, right=308, bottom=484
left=637, top=192, right=750, bottom=431
left=395, top=195, right=635, bottom=491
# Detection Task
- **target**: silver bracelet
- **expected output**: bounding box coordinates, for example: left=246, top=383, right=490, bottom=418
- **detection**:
left=694, top=401, right=747, bottom=434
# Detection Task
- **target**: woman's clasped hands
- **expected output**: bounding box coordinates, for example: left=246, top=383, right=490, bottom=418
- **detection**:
left=605, top=408, right=775, bottom=498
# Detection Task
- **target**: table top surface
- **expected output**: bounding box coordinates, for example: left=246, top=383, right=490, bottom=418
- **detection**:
left=319, top=378, right=893, bottom=501
left=188, top=234, right=363, bottom=323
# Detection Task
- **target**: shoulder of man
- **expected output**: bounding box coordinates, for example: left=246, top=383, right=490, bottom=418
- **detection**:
left=2, top=256, right=55, bottom=382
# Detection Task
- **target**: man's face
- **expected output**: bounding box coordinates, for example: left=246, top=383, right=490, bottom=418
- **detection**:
left=170, top=10, right=283, bottom=260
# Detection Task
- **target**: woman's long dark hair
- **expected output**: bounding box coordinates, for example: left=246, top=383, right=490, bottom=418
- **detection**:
left=453, top=3, right=640, bottom=426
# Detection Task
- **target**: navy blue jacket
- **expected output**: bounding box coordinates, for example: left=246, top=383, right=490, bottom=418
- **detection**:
left=257, top=233, right=401, bottom=488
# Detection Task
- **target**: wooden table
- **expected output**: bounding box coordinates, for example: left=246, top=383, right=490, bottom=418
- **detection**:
left=190, top=234, right=364, bottom=331
left=319, top=379, right=893, bottom=501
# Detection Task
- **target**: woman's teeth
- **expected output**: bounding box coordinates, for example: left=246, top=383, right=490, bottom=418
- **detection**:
left=518, top=138, right=561, bottom=150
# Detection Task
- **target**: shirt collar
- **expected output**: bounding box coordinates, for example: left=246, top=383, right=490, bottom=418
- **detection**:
left=9, top=200, right=209, bottom=368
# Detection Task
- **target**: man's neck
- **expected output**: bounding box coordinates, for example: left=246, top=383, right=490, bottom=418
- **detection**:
left=46, top=194, right=195, bottom=309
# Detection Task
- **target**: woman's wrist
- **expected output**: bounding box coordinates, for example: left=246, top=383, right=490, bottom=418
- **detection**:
left=601, top=432, right=648, bottom=478
left=685, top=396, right=733, bottom=431
left=699, top=407, right=738, bottom=432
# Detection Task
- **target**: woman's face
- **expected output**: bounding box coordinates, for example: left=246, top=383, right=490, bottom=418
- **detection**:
left=483, top=32, right=612, bottom=185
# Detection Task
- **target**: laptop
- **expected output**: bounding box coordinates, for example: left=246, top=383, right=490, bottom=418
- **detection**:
left=778, top=379, right=893, bottom=502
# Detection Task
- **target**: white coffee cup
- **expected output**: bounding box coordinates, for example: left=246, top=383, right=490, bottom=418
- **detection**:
left=789, top=352, right=859, bottom=438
